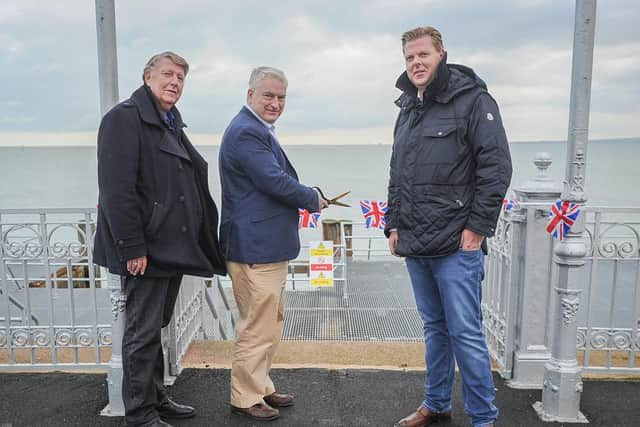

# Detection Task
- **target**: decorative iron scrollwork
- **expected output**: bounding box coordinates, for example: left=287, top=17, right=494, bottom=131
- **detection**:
left=11, top=330, right=29, bottom=346
left=33, top=330, right=51, bottom=347
left=560, top=297, right=580, bottom=325
left=110, top=293, right=127, bottom=319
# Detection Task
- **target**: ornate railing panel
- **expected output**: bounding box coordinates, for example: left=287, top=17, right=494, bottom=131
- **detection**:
left=167, top=275, right=205, bottom=376
left=0, top=209, right=110, bottom=370
left=577, top=207, right=640, bottom=374
left=483, top=212, right=524, bottom=377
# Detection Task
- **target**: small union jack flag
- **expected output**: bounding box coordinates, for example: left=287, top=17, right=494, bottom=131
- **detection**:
left=503, top=199, right=517, bottom=213
left=298, top=208, right=321, bottom=229
left=359, top=200, right=388, bottom=230
left=546, top=199, right=581, bottom=240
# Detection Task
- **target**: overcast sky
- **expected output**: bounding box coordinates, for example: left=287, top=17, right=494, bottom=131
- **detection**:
left=0, top=0, right=638, bottom=145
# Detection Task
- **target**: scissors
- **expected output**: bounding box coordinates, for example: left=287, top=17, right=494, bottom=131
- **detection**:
left=313, top=187, right=351, bottom=207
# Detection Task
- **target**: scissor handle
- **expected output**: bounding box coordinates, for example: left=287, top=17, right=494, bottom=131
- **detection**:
left=312, top=186, right=328, bottom=200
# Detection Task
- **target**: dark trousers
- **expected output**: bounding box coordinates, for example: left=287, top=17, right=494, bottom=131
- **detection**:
left=122, top=274, right=182, bottom=426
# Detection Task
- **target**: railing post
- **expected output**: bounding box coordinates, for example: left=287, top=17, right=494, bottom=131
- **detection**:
left=509, top=153, right=561, bottom=388
left=534, top=0, right=596, bottom=422
left=100, top=272, right=126, bottom=416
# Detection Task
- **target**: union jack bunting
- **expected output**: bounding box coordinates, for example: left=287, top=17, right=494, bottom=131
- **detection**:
left=298, top=208, right=321, bottom=229
left=546, top=199, right=581, bottom=240
left=359, top=200, right=388, bottom=230
left=503, top=198, right=517, bottom=213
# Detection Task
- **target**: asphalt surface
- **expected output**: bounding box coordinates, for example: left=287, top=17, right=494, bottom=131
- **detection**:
left=1, top=368, right=639, bottom=426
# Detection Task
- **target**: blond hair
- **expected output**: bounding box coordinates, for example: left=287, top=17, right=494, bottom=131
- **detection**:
left=401, top=26, right=444, bottom=52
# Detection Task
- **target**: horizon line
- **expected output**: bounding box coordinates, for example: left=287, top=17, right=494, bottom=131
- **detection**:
left=0, top=131, right=638, bottom=148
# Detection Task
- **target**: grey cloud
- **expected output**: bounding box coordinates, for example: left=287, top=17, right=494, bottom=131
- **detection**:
left=0, top=0, right=638, bottom=141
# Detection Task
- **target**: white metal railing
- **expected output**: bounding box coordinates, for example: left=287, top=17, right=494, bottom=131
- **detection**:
left=482, top=204, right=640, bottom=380
left=3, top=204, right=639, bottom=381
left=0, top=208, right=233, bottom=416
left=0, top=208, right=110, bottom=371
left=483, top=212, right=523, bottom=378
left=577, top=206, right=640, bottom=374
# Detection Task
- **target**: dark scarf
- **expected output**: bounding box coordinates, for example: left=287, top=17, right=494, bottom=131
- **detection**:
left=142, top=84, right=183, bottom=132
left=395, top=52, right=450, bottom=105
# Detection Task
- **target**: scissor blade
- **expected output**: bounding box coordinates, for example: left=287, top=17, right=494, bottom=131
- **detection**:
left=329, top=201, right=351, bottom=207
left=331, top=191, right=351, bottom=201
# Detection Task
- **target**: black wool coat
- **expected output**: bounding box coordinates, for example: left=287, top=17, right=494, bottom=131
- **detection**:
left=93, top=85, right=226, bottom=277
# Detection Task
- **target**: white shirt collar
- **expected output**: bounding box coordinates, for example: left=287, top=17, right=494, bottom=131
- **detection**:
left=245, top=104, right=275, bottom=131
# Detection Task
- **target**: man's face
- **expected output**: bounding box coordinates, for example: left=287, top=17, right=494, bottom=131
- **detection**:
left=247, top=76, right=287, bottom=124
left=144, top=57, right=185, bottom=111
left=404, top=36, right=445, bottom=92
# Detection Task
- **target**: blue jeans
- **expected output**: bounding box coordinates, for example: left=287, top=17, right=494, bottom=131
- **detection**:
left=406, top=249, right=498, bottom=427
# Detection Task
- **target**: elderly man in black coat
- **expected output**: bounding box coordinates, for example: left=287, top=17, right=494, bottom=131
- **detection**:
left=94, top=51, right=226, bottom=427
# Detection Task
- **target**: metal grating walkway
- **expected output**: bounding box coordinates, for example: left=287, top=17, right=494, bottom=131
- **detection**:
left=283, top=260, right=423, bottom=341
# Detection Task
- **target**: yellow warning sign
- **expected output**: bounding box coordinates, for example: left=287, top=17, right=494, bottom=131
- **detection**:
left=310, top=242, right=333, bottom=256
left=310, top=272, right=333, bottom=287
left=309, top=241, right=334, bottom=287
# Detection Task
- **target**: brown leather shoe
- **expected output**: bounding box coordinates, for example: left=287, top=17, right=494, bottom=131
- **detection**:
left=394, top=406, right=452, bottom=427
left=264, top=392, right=294, bottom=408
left=230, top=403, right=280, bottom=421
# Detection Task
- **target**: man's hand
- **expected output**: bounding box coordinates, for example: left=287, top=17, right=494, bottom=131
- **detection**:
left=314, top=188, right=329, bottom=210
left=388, top=230, right=399, bottom=256
left=460, top=229, right=484, bottom=251
left=127, top=256, right=147, bottom=276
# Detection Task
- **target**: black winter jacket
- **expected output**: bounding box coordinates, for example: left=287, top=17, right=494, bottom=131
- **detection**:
left=385, top=56, right=512, bottom=257
left=93, top=85, right=226, bottom=277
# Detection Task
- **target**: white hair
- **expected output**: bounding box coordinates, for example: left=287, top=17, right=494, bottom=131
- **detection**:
left=248, top=66, right=288, bottom=90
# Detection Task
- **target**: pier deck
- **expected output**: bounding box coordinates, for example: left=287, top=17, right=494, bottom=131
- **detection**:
left=1, top=368, right=639, bottom=426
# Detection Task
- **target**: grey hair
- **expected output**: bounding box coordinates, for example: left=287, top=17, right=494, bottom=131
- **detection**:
left=142, top=51, right=189, bottom=82
left=248, top=66, right=288, bottom=90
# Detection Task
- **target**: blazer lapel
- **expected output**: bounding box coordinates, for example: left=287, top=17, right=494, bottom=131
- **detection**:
left=270, top=134, right=298, bottom=180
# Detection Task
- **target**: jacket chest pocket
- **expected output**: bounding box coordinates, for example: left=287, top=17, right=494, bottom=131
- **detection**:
left=421, top=125, right=460, bottom=164
left=412, top=124, right=463, bottom=184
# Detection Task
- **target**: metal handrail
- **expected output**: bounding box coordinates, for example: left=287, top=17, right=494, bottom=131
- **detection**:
left=0, top=266, right=40, bottom=325
left=203, top=286, right=232, bottom=340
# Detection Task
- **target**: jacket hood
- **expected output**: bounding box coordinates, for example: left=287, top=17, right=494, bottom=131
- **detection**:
left=395, top=53, right=487, bottom=109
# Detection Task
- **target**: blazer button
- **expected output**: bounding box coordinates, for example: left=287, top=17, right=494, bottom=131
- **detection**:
left=178, top=164, right=184, bottom=170
left=118, top=240, right=124, bottom=245
left=181, top=226, right=187, bottom=232
left=179, top=195, right=185, bottom=202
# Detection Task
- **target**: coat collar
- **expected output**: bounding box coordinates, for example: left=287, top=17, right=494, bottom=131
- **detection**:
left=130, top=84, right=187, bottom=130
left=394, top=53, right=488, bottom=110
left=395, top=52, right=450, bottom=105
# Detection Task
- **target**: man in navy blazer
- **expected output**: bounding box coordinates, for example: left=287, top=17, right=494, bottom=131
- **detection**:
left=219, top=66, right=327, bottom=421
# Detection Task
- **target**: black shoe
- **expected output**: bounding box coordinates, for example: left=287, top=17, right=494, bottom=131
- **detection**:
left=157, top=398, right=196, bottom=419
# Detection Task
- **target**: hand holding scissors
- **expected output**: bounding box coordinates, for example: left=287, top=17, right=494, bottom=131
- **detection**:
left=313, top=187, right=351, bottom=208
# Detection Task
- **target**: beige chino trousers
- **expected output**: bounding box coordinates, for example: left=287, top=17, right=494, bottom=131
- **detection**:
left=227, top=260, right=288, bottom=408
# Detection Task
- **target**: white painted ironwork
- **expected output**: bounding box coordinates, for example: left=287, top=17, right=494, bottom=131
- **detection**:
left=483, top=209, right=525, bottom=378
left=577, top=207, right=640, bottom=375
left=0, top=208, right=110, bottom=371
left=0, top=208, right=230, bottom=418
left=537, top=1, right=596, bottom=422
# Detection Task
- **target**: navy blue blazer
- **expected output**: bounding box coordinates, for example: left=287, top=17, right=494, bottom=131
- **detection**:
left=218, top=107, right=319, bottom=264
